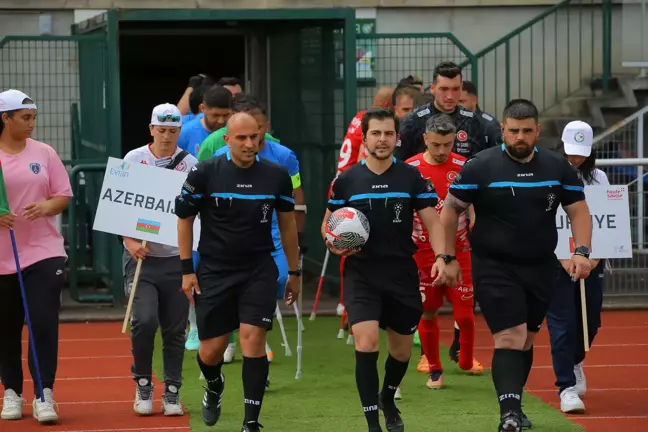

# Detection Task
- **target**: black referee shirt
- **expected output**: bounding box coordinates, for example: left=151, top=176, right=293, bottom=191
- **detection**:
left=396, top=103, right=502, bottom=161
left=475, top=108, right=502, bottom=144
left=175, top=152, right=294, bottom=263
left=327, top=158, right=438, bottom=260
left=448, top=145, right=586, bottom=264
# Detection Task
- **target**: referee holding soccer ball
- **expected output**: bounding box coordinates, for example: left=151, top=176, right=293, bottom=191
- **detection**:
left=322, top=107, right=449, bottom=432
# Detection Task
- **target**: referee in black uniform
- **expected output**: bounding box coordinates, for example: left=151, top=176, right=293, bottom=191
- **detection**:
left=440, top=99, right=593, bottom=432
left=395, top=61, right=501, bottom=161
left=175, top=112, right=301, bottom=432
left=323, top=108, right=450, bottom=432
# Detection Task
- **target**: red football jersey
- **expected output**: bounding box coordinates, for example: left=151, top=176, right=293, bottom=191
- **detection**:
left=406, top=152, right=469, bottom=253
left=337, top=110, right=366, bottom=174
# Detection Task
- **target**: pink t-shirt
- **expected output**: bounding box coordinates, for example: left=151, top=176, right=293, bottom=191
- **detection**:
left=0, top=139, right=73, bottom=275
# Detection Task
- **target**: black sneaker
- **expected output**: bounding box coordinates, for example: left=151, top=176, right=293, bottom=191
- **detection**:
left=378, top=393, right=404, bottom=432
left=499, top=411, right=522, bottom=432
left=202, top=373, right=225, bottom=426
left=242, top=421, right=263, bottom=431
left=520, top=411, right=532, bottom=429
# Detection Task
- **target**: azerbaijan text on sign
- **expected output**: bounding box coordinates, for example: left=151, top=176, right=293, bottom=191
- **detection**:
left=555, top=185, right=632, bottom=259
left=93, top=157, right=200, bottom=249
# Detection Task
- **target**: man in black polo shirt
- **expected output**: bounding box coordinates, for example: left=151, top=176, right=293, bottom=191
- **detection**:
left=175, top=112, right=301, bottom=432
left=440, top=99, right=593, bottom=432
left=395, top=61, right=501, bottom=161
left=323, top=108, right=450, bottom=432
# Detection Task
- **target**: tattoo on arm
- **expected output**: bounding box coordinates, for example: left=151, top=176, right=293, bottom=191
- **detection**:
left=446, top=194, right=470, bottom=212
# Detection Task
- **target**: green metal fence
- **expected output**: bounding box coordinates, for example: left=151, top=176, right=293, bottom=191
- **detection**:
left=0, top=34, right=118, bottom=303
left=355, top=33, right=476, bottom=110
left=459, top=0, right=613, bottom=118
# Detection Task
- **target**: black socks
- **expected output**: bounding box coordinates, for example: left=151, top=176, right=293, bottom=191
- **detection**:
left=355, top=351, right=380, bottom=427
left=242, top=356, right=269, bottom=424
left=381, top=354, right=409, bottom=407
left=197, top=354, right=224, bottom=394
left=492, top=348, right=526, bottom=416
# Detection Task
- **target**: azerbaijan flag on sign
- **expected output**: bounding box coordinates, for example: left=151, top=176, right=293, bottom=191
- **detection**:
left=0, top=161, right=10, bottom=216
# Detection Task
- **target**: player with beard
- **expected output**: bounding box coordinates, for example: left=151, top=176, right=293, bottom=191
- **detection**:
left=440, top=99, right=592, bottom=432
left=406, top=114, right=482, bottom=391
left=323, top=108, right=449, bottom=432
left=395, top=61, right=501, bottom=161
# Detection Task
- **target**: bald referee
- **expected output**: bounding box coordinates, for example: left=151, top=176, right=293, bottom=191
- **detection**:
left=440, top=99, right=592, bottom=432
left=175, top=112, right=301, bottom=432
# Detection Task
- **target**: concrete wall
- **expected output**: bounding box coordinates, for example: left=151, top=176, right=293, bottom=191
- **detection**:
left=0, top=10, right=77, bottom=160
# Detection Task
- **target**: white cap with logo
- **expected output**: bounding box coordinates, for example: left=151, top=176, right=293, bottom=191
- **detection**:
left=0, top=89, right=37, bottom=112
left=151, top=103, right=182, bottom=127
left=561, top=120, right=594, bottom=157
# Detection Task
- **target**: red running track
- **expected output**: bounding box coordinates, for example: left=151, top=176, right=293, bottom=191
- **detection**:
left=437, top=310, right=648, bottom=431
left=0, top=322, right=190, bottom=432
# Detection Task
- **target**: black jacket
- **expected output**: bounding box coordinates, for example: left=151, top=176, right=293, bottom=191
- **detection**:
left=395, top=103, right=502, bottom=161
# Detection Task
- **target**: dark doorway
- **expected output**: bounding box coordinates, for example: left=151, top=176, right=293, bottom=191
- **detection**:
left=118, top=28, right=245, bottom=155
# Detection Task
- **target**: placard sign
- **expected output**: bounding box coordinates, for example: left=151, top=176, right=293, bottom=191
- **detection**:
left=555, top=185, right=632, bottom=259
left=93, top=157, right=200, bottom=249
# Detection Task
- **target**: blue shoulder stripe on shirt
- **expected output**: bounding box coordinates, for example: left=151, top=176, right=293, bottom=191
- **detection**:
left=450, top=184, right=479, bottom=190
left=328, top=199, right=345, bottom=205
left=488, top=180, right=560, bottom=188
left=349, top=192, right=410, bottom=201
left=211, top=192, right=275, bottom=200
left=280, top=195, right=295, bottom=203
left=416, top=193, right=438, bottom=199
left=181, top=190, right=204, bottom=199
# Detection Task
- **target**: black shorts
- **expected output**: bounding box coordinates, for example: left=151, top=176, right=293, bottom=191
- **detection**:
left=196, top=254, right=278, bottom=340
left=472, top=253, right=556, bottom=334
left=343, top=257, right=423, bottom=335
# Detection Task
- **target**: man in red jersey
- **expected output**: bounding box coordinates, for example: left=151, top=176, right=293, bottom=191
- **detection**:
left=406, top=113, right=483, bottom=389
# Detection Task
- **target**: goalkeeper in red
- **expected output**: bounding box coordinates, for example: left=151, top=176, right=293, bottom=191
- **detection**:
left=406, top=113, right=483, bottom=389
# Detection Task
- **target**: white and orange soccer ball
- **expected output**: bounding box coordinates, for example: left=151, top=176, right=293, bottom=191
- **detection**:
left=325, top=207, right=370, bottom=250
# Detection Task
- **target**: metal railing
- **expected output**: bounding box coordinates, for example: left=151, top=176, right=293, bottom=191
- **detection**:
left=593, top=105, right=648, bottom=296
left=67, top=163, right=115, bottom=303
left=459, top=0, right=613, bottom=117
left=355, top=33, right=475, bottom=110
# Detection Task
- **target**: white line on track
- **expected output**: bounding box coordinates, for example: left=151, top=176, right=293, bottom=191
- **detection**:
left=530, top=387, right=648, bottom=393
left=22, top=355, right=131, bottom=361
left=25, top=376, right=131, bottom=382
left=47, top=428, right=190, bottom=432
left=474, top=343, right=648, bottom=350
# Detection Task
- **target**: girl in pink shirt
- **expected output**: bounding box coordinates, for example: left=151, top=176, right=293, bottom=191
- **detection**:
left=0, top=89, right=72, bottom=425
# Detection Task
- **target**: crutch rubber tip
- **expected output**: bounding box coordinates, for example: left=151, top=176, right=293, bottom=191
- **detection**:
left=347, top=335, right=355, bottom=345
left=309, top=312, right=316, bottom=321
left=337, top=329, right=345, bottom=339
left=336, top=304, right=345, bottom=316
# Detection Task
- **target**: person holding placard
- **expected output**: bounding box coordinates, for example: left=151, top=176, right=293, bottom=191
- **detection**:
left=0, top=89, right=72, bottom=424
left=546, top=121, right=608, bottom=414
left=122, top=103, right=197, bottom=417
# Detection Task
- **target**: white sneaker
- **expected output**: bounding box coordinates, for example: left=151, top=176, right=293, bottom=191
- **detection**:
left=394, top=386, right=402, bottom=400
left=1, top=389, right=24, bottom=420
left=223, top=343, right=236, bottom=364
left=560, top=386, right=585, bottom=413
left=133, top=379, right=154, bottom=416
left=574, top=362, right=587, bottom=396
left=32, top=388, right=58, bottom=424
left=163, top=385, right=184, bottom=416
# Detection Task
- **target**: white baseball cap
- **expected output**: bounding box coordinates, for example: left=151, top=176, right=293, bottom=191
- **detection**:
left=562, top=120, right=593, bottom=157
left=0, top=89, right=37, bottom=112
left=151, top=103, right=182, bottom=127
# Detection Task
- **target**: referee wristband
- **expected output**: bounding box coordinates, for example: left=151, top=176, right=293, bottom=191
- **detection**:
left=181, top=258, right=194, bottom=275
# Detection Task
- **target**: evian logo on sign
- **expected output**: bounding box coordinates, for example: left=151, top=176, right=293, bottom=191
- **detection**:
left=607, top=188, right=625, bottom=200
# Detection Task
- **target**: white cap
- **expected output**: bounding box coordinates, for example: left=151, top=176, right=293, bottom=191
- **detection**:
left=562, top=120, right=593, bottom=157
left=0, top=89, right=37, bottom=112
left=150, top=103, right=182, bottom=127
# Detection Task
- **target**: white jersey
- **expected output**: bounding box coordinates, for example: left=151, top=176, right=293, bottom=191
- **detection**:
left=122, top=144, right=198, bottom=257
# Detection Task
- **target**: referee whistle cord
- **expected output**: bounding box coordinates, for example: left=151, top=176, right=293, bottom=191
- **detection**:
left=510, top=186, right=515, bottom=196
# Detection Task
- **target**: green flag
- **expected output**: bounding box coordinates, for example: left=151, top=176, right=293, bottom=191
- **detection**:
left=0, top=160, right=10, bottom=216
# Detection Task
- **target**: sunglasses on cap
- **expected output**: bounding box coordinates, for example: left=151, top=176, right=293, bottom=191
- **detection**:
left=157, top=113, right=181, bottom=123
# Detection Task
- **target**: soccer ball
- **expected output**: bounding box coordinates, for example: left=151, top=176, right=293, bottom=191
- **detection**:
left=325, top=207, right=370, bottom=250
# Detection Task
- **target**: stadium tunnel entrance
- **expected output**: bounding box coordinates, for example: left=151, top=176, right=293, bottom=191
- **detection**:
left=68, top=9, right=358, bottom=303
